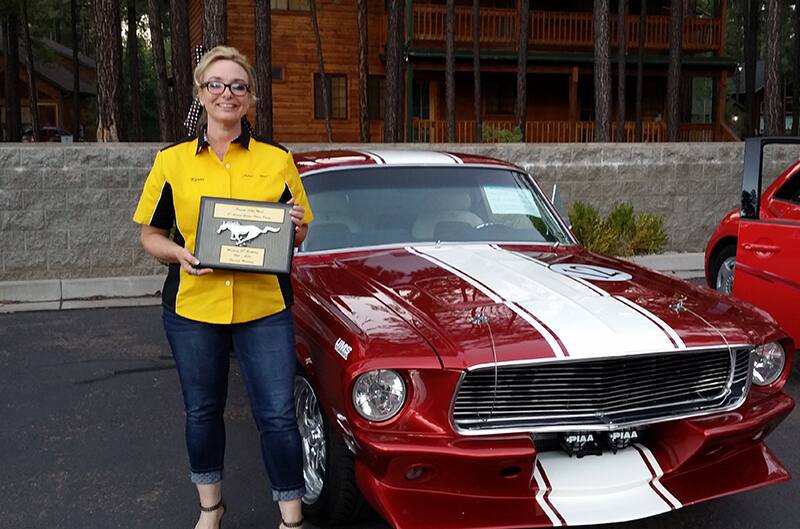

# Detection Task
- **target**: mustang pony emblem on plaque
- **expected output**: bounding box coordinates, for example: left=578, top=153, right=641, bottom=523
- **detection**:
left=194, top=197, right=295, bottom=274
left=217, top=220, right=281, bottom=246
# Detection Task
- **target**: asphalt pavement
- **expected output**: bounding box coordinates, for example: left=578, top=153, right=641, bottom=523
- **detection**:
left=1, top=305, right=798, bottom=529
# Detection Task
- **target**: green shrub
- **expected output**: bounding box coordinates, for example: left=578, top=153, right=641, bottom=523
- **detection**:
left=481, top=124, right=523, bottom=143
left=567, top=201, right=668, bottom=256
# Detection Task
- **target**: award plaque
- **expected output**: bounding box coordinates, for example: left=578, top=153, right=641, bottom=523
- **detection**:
left=194, top=197, right=295, bottom=274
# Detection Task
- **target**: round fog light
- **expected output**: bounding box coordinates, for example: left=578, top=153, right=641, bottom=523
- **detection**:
left=752, top=342, right=786, bottom=386
left=405, top=465, right=427, bottom=480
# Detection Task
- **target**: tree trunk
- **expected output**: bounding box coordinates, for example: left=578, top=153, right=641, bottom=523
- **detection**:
left=395, top=3, right=405, bottom=143
left=357, top=0, right=369, bottom=142
left=148, top=0, right=174, bottom=141
left=793, top=3, right=800, bottom=135
left=764, top=0, right=783, bottom=135
left=472, top=0, right=481, bottom=142
left=70, top=0, right=81, bottom=138
left=171, top=0, right=193, bottom=137
left=593, top=0, right=611, bottom=142
left=21, top=0, right=39, bottom=141
left=384, top=0, right=403, bottom=142
left=127, top=0, right=143, bottom=141
left=4, top=14, right=22, bottom=141
left=115, top=0, right=126, bottom=140
left=744, top=0, right=759, bottom=136
left=255, top=0, right=273, bottom=139
left=616, top=0, right=627, bottom=141
left=309, top=0, right=332, bottom=142
left=94, top=0, right=122, bottom=141
left=445, top=0, right=455, bottom=142
left=515, top=0, right=529, bottom=134
left=665, top=0, right=683, bottom=142
left=634, top=0, right=646, bottom=141
left=203, top=0, right=226, bottom=48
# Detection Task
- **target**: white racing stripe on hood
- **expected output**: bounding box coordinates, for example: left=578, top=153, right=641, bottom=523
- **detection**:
left=407, top=246, right=567, bottom=358
left=414, top=244, right=679, bottom=358
left=497, top=245, right=686, bottom=349
left=614, top=295, right=686, bottom=349
left=535, top=445, right=679, bottom=525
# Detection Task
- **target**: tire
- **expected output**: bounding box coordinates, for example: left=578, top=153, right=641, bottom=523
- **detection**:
left=294, top=374, right=371, bottom=525
left=709, top=243, right=736, bottom=295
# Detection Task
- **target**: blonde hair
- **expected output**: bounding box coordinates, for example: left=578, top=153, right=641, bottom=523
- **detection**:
left=193, top=46, right=258, bottom=105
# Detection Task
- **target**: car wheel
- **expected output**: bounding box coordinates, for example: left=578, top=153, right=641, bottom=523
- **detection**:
left=710, top=243, right=736, bottom=295
left=295, top=373, right=370, bottom=524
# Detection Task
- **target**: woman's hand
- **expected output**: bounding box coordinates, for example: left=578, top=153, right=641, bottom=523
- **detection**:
left=287, top=197, right=305, bottom=227
left=175, top=246, right=214, bottom=277
left=140, top=225, right=213, bottom=276
left=287, top=198, right=309, bottom=246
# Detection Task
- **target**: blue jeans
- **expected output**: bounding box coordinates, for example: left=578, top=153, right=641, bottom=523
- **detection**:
left=162, top=307, right=306, bottom=502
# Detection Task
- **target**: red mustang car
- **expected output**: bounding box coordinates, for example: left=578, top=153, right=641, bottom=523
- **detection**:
left=291, top=149, right=793, bottom=528
left=705, top=137, right=800, bottom=350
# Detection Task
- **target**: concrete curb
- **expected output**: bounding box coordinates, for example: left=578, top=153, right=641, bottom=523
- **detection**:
left=0, top=275, right=163, bottom=314
left=0, top=253, right=706, bottom=314
left=625, top=252, right=705, bottom=280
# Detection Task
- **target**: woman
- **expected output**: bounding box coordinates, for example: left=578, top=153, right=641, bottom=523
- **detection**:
left=133, top=46, right=312, bottom=529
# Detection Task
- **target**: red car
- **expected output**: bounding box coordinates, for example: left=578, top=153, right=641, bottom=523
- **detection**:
left=705, top=137, right=800, bottom=349
left=291, top=149, right=793, bottom=528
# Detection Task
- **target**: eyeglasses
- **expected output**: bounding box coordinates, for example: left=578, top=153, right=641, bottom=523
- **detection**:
left=201, top=80, right=250, bottom=96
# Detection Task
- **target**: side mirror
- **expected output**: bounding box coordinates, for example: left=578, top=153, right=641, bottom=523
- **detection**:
left=551, top=184, right=572, bottom=229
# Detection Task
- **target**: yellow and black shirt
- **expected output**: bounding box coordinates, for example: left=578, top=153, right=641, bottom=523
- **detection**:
left=133, top=127, right=313, bottom=324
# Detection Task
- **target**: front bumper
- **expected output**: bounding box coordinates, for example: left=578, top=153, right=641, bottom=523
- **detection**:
left=351, top=392, right=794, bottom=529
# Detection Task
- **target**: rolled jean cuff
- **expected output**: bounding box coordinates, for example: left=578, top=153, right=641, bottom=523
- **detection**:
left=191, top=470, right=223, bottom=485
left=272, top=486, right=306, bottom=502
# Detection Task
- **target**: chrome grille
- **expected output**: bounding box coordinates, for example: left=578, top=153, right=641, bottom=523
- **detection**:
left=453, top=347, right=752, bottom=433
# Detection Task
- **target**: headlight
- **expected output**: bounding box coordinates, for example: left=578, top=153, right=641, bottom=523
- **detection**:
left=752, top=342, right=786, bottom=386
left=352, top=369, right=406, bottom=421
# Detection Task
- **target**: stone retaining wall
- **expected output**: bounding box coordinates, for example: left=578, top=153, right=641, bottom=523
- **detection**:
left=1, top=142, right=797, bottom=281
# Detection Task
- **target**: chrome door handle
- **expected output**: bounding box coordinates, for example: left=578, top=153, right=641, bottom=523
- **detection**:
left=742, top=243, right=780, bottom=253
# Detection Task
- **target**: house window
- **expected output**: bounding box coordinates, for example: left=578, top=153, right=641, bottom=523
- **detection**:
left=484, top=77, right=515, bottom=115
left=271, top=0, right=310, bottom=11
left=21, top=103, right=59, bottom=127
left=314, top=73, right=347, bottom=120
left=272, top=67, right=285, bottom=81
left=368, top=75, right=384, bottom=120
left=413, top=81, right=430, bottom=120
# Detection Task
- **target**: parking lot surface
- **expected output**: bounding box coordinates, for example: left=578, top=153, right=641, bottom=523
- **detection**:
left=1, top=305, right=797, bottom=529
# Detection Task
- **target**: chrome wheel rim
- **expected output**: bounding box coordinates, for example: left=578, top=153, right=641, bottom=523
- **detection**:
left=295, top=376, right=326, bottom=503
left=715, top=256, right=736, bottom=295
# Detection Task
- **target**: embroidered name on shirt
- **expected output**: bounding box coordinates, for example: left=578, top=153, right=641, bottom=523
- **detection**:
left=190, top=176, right=206, bottom=182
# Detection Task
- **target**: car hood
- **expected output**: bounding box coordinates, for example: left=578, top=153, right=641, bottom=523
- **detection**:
left=317, top=243, right=782, bottom=369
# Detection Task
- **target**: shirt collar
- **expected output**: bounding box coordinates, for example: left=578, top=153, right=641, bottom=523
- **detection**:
left=195, top=122, right=251, bottom=155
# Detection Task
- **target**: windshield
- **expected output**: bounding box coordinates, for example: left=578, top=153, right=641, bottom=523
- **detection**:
left=301, top=166, right=574, bottom=252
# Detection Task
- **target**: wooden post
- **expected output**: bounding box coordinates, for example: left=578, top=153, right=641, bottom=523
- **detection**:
left=569, top=66, right=579, bottom=140
left=716, top=70, right=728, bottom=139
left=718, top=0, right=728, bottom=56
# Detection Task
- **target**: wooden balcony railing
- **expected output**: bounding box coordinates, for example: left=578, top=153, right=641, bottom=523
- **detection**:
left=400, top=120, right=720, bottom=143
left=404, top=6, right=722, bottom=53
left=532, top=10, right=722, bottom=51
left=413, top=5, right=517, bottom=46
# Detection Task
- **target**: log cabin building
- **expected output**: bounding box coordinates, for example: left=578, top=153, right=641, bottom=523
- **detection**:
left=0, top=38, right=96, bottom=140
left=188, top=0, right=736, bottom=143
